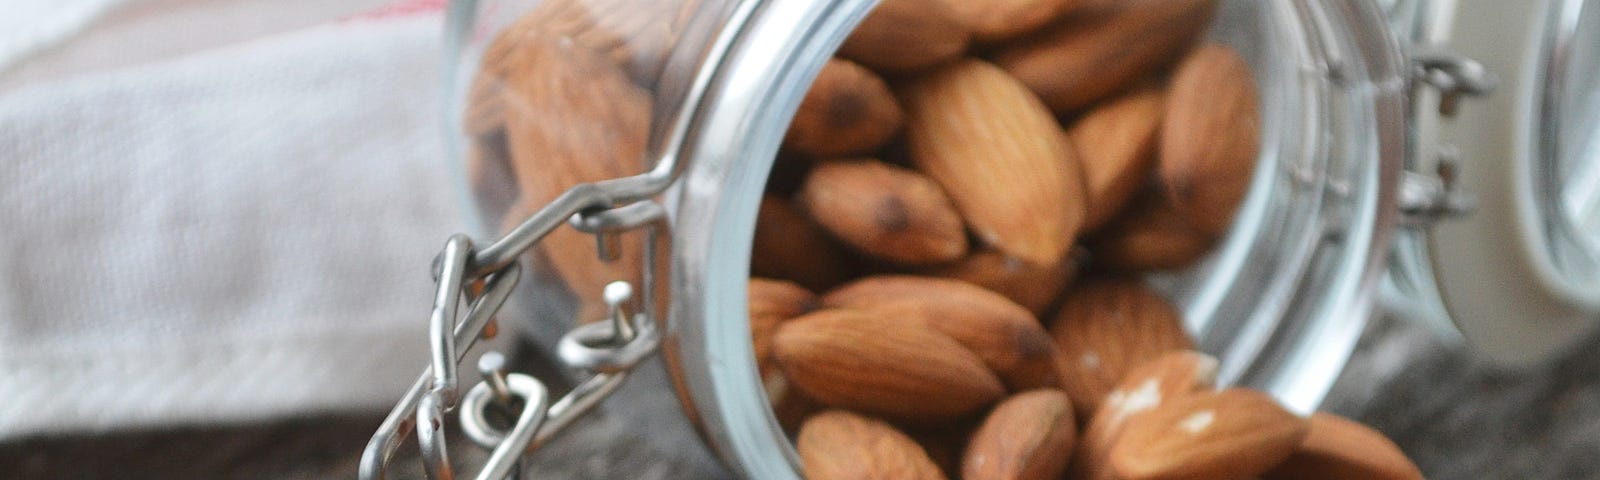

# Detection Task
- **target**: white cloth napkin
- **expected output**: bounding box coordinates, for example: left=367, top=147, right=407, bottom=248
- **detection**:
left=0, top=4, right=469, bottom=438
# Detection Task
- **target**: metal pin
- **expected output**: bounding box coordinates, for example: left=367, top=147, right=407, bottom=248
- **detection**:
left=478, top=352, right=513, bottom=406
left=603, top=281, right=636, bottom=344
left=595, top=232, right=622, bottom=263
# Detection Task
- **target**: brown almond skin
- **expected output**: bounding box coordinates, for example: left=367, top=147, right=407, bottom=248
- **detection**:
left=993, top=0, right=1218, bottom=113
left=923, top=250, right=1078, bottom=316
left=1070, top=87, right=1165, bottom=231
left=1049, top=279, right=1194, bottom=419
left=798, top=160, right=969, bottom=265
left=1110, top=389, right=1310, bottom=480
left=773, top=309, right=1006, bottom=423
left=752, top=196, right=856, bottom=292
left=488, top=0, right=704, bottom=87
left=1069, top=351, right=1220, bottom=480
left=786, top=59, right=905, bottom=157
left=1160, top=43, right=1262, bottom=237
left=948, top=0, right=1085, bottom=43
left=798, top=410, right=950, bottom=480
left=1087, top=191, right=1217, bottom=272
left=1262, top=413, right=1424, bottom=480
left=839, top=0, right=971, bottom=73
left=748, top=278, right=819, bottom=378
left=825, top=276, right=1065, bottom=391
left=495, top=29, right=654, bottom=323
left=902, top=59, right=1087, bottom=266
left=963, top=390, right=1078, bottom=480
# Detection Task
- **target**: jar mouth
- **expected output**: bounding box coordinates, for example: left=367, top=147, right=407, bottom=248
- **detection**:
left=1523, top=0, right=1600, bottom=304
left=669, top=0, right=1405, bottom=477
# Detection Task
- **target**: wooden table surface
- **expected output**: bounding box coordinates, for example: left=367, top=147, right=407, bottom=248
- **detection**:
left=4, top=314, right=1598, bottom=479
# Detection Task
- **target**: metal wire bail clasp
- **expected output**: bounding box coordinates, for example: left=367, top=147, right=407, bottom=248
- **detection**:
left=359, top=179, right=670, bottom=480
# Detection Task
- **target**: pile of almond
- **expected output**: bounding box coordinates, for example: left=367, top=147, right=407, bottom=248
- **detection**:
left=748, top=0, right=1425, bottom=479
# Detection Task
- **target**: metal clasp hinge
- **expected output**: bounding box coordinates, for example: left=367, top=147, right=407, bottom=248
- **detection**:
left=1402, top=48, right=1496, bottom=227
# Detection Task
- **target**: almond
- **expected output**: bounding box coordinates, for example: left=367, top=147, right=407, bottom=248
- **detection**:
left=1159, top=42, right=1261, bottom=236
left=798, top=410, right=949, bottom=480
left=752, top=196, right=856, bottom=292
left=785, top=59, right=905, bottom=157
left=923, top=250, right=1079, bottom=316
left=748, top=278, right=819, bottom=378
left=490, top=0, right=704, bottom=87
left=825, top=276, right=1064, bottom=391
left=466, top=131, right=518, bottom=225
left=963, top=390, right=1077, bottom=480
left=496, top=30, right=654, bottom=322
left=798, top=160, right=968, bottom=265
left=1070, top=87, right=1164, bottom=231
left=993, top=0, right=1217, bottom=112
left=773, top=309, right=1005, bottom=423
left=1048, top=279, right=1193, bottom=418
left=1262, top=413, right=1424, bottom=480
left=1069, top=351, right=1220, bottom=480
left=902, top=59, right=1087, bottom=266
left=1109, top=389, right=1310, bottom=480
left=839, top=0, right=971, bottom=73
left=1086, top=191, right=1216, bottom=272
left=947, top=0, right=1085, bottom=43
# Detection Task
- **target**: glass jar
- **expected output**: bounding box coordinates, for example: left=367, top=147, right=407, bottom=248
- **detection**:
left=423, top=0, right=1599, bottom=478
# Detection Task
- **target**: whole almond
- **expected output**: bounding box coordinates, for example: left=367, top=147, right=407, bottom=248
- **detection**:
left=825, top=276, right=1064, bottom=391
left=1070, top=351, right=1220, bottom=480
left=748, top=278, right=819, bottom=378
left=496, top=30, right=654, bottom=322
left=798, top=410, right=949, bottom=480
left=752, top=196, right=856, bottom=292
left=839, top=0, right=971, bottom=73
left=798, top=160, right=968, bottom=265
left=786, top=59, right=905, bottom=157
left=923, top=250, right=1078, bottom=316
left=1086, top=191, right=1216, bottom=272
left=1159, top=43, right=1261, bottom=236
left=902, top=59, right=1087, bottom=266
left=993, top=0, right=1218, bottom=112
left=1262, top=413, right=1424, bottom=480
left=947, top=0, right=1085, bottom=42
left=1049, top=279, right=1194, bottom=418
left=1070, top=87, right=1165, bottom=231
left=773, top=309, right=1005, bottom=423
left=963, top=390, right=1077, bottom=480
left=1110, top=389, right=1310, bottom=480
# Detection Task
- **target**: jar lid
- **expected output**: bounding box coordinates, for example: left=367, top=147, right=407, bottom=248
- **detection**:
left=1388, top=0, right=1600, bottom=366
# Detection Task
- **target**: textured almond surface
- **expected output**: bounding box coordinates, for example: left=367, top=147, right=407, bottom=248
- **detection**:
left=963, top=390, right=1077, bottom=480
left=1049, top=279, right=1194, bottom=418
left=839, top=0, right=970, bottom=73
left=1070, top=87, right=1164, bottom=231
left=1110, top=389, right=1309, bottom=480
left=785, top=59, right=904, bottom=157
left=1262, top=413, right=1424, bottom=480
left=902, top=59, right=1086, bottom=266
left=1067, top=351, right=1218, bottom=480
left=1087, top=191, right=1216, bottom=272
left=825, top=276, right=1064, bottom=391
left=924, top=250, right=1078, bottom=316
left=798, top=160, right=968, bottom=265
left=748, top=278, right=818, bottom=378
left=488, top=0, right=704, bottom=87
left=799, top=410, right=949, bottom=480
left=947, top=0, right=1084, bottom=42
left=751, top=196, right=856, bottom=292
left=773, top=309, right=1005, bottom=423
left=1159, top=43, right=1261, bottom=236
left=994, top=0, right=1217, bottom=112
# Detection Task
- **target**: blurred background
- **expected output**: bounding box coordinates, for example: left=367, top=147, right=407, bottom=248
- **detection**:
left=1, top=0, right=1599, bottom=479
